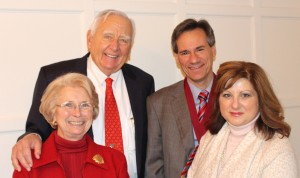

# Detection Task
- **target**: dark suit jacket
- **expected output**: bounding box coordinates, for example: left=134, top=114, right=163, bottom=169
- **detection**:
left=14, top=132, right=129, bottom=178
left=145, top=78, right=216, bottom=178
left=19, top=53, right=155, bottom=178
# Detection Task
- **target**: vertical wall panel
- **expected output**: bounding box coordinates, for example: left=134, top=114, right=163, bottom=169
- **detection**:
left=187, top=15, right=255, bottom=71
left=0, top=11, right=86, bottom=116
left=261, top=17, right=300, bottom=106
left=129, top=13, right=178, bottom=89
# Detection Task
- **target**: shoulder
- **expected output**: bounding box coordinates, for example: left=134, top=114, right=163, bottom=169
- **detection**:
left=262, top=133, right=295, bottom=156
left=122, top=63, right=152, bottom=76
left=35, top=54, right=88, bottom=84
left=258, top=133, right=298, bottom=177
left=122, top=63, right=153, bottom=80
left=258, top=133, right=297, bottom=167
left=41, top=54, right=87, bottom=73
left=149, top=80, right=184, bottom=99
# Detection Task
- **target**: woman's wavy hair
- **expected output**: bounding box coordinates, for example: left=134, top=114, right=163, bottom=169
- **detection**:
left=206, top=61, right=290, bottom=140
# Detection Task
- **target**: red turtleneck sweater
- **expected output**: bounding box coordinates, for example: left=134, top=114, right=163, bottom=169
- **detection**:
left=54, top=131, right=88, bottom=178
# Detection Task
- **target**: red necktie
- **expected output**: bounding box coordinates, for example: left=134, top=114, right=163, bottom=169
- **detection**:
left=180, top=145, right=199, bottom=177
left=105, top=78, right=124, bottom=153
left=197, top=90, right=209, bottom=121
left=180, top=90, right=209, bottom=177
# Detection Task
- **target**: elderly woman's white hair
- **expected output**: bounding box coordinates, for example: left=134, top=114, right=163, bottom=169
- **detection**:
left=39, top=73, right=99, bottom=129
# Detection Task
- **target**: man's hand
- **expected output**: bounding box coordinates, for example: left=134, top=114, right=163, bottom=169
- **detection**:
left=11, top=133, right=42, bottom=172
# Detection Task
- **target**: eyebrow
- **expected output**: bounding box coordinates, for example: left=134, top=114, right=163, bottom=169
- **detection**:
left=178, top=49, right=189, bottom=54
left=103, top=31, right=131, bottom=40
left=178, top=45, right=205, bottom=53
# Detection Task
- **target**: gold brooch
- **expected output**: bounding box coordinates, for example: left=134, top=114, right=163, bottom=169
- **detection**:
left=92, top=154, right=104, bottom=164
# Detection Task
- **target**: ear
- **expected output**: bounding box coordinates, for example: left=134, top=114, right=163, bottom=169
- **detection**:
left=212, top=45, right=217, bottom=61
left=173, top=53, right=181, bottom=69
left=87, top=30, right=92, bottom=51
left=174, top=53, right=179, bottom=63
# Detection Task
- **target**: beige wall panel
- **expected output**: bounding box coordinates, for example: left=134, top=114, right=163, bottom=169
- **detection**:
left=96, top=0, right=174, bottom=2
left=187, top=15, right=254, bottom=71
left=0, top=131, right=24, bottom=177
left=187, top=0, right=253, bottom=6
left=261, top=17, right=300, bottom=107
left=129, top=14, right=178, bottom=90
left=262, top=0, right=300, bottom=8
left=1, top=0, right=85, bottom=10
left=0, top=12, right=86, bottom=117
left=93, top=2, right=177, bottom=15
left=261, top=17, right=300, bottom=172
left=285, top=107, right=300, bottom=173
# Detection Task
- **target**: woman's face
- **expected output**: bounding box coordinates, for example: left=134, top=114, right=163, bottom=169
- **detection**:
left=54, top=87, right=93, bottom=141
left=219, top=78, right=259, bottom=126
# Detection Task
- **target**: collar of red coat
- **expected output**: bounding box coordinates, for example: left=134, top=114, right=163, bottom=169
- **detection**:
left=31, top=132, right=109, bottom=170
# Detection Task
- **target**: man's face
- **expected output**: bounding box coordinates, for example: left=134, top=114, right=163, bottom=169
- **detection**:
left=175, top=28, right=216, bottom=88
left=87, top=15, right=133, bottom=76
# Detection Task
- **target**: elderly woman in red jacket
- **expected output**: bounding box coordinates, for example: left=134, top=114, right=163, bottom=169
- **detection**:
left=13, top=73, right=129, bottom=178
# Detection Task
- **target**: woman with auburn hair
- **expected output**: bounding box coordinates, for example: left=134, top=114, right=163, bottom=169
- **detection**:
left=13, top=73, right=129, bottom=178
left=187, top=61, right=297, bottom=178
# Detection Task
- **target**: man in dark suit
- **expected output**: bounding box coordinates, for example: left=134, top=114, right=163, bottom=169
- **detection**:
left=11, top=9, right=154, bottom=178
left=144, top=19, right=216, bottom=178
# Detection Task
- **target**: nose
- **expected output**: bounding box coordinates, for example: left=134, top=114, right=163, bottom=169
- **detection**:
left=231, top=97, right=240, bottom=109
left=189, top=51, right=199, bottom=63
left=72, top=106, right=81, bottom=117
left=109, top=38, right=120, bottom=51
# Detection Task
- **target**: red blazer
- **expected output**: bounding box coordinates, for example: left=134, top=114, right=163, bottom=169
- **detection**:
left=13, top=132, right=129, bottom=178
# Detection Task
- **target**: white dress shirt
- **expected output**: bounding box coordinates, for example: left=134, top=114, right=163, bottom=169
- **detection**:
left=87, top=57, right=137, bottom=178
left=188, top=78, right=213, bottom=146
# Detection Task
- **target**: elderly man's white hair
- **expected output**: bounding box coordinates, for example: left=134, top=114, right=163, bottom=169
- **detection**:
left=89, top=9, right=136, bottom=44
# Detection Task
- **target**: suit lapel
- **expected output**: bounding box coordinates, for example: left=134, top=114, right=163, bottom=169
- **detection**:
left=121, top=64, right=138, bottom=118
left=74, top=53, right=89, bottom=75
left=171, top=81, right=194, bottom=152
left=170, top=76, right=216, bottom=154
left=121, top=64, right=144, bottom=177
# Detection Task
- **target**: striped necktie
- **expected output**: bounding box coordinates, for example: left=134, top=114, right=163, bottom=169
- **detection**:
left=197, top=90, right=209, bottom=121
left=180, top=145, right=199, bottom=177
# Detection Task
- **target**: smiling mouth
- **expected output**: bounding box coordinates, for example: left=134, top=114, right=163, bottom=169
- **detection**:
left=105, top=53, right=118, bottom=59
left=68, top=121, right=85, bottom=126
left=189, top=66, right=201, bottom=70
left=189, top=63, right=205, bottom=70
left=230, top=112, right=242, bottom=116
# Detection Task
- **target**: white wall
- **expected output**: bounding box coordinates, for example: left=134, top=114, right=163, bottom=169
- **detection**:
left=1, top=0, right=299, bottom=177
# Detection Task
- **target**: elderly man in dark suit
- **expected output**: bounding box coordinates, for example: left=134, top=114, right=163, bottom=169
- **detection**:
left=145, top=19, right=216, bottom=178
left=11, top=9, right=154, bottom=178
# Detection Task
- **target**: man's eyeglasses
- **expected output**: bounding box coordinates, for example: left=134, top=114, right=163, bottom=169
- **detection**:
left=56, top=101, right=93, bottom=113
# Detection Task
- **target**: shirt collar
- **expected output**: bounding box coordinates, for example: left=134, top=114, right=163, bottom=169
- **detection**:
left=87, top=56, right=122, bottom=85
left=187, top=75, right=213, bottom=102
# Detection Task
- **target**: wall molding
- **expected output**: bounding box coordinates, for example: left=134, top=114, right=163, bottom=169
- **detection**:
left=0, top=116, right=25, bottom=133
